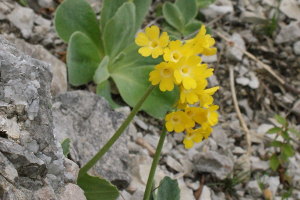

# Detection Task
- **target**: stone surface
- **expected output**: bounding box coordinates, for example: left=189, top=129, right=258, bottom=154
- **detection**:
left=0, top=36, right=82, bottom=199
left=59, top=183, right=87, bottom=200
left=193, top=151, right=234, bottom=179
left=276, top=21, right=300, bottom=43
left=226, top=33, right=246, bottom=61
left=200, top=186, right=212, bottom=200
left=247, top=180, right=261, bottom=197
left=200, top=0, right=234, bottom=20
left=4, top=35, right=67, bottom=95
left=53, top=91, right=132, bottom=189
left=7, top=5, right=35, bottom=38
left=280, top=0, right=300, bottom=20
left=293, top=41, right=300, bottom=55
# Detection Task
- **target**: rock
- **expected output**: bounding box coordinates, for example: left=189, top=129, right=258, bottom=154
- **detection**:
left=260, top=176, right=280, bottom=196
left=38, top=0, right=55, bottom=8
left=53, top=91, right=132, bottom=189
left=4, top=35, right=67, bottom=95
left=63, top=158, right=80, bottom=183
left=0, top=36, right=82, bottom=199
left=200, top=0, right=234, bottom=20
left=200, top=186, right=212, bottom=200
left=276, top=21, right=300, bottom=43
left=226, top=33, right=246, bottom=61
left=240, top=11, right=266, bottom=23
left=134, top=116, right=148, bottom=130
left=287, top=156, right=300, bottom=186
left=165, top=155, right=185, bottom=173
left=202, top=55, right=217, bottom=63
left=178, top=178, right=195, bottom=200
left=248, top=72, right=259, bottom=89
left=247, top=180, right=261, bottom=197
left=211, top=125, right=228, bottom=149
left=7, top=5, right=35, bottom=38
left=0, top=152, right=18, bottom=183
left=280, top=0, right=300, bottom=20
left=0, top=1, right=14, bottom=20
left=236, top=77, right=250, bottom=86
left=193, top=151, right=234, bottom=179
left=233, top=147, right=246, bottom=155
left=293, top=41, right=300, bottom=55
left=250, top=156, right=269, bottom=171
left=59, top=184, right=87, bottom=200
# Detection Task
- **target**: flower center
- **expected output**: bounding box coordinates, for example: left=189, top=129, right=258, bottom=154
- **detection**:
left=172, top=116, right=179, bottom=123
left=150, top=41, right=158, bottom=48
left=180, top=66, right=189, bottom=75
left=172, top=52, right=181, bottom=62
left=162, top=68, right=171, bottom=77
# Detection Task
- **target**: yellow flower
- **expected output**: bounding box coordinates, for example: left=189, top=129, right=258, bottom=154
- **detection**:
left=198, top=86, right=219, bottom=108
left=174, top=56, right=202, bottom=90
left=165, top=111, right=195, bottom=133
left=183, top=128, right=204, bottom=149
left=163, top=40, right=185, bottom=63
left=135, top=25, right=169, bottom=58
left=206, top=105, right=219, bottom=126
left=149, top=62, right=176, bottom=92
left=179, top=79, right=207, bottom=104
left=186, top=25, right=217, bottom=56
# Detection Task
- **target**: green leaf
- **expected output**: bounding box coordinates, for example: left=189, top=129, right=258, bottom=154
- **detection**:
left=94, top=56, right=110, bottom=85
left=103, top=2, right=136, bottom=59
left=270, top=141, right=283, bottom=147
left=54, top=0, right=102, bottom=50
left=133, top=0, right=152, bottom=31
left=267, top=127, right=282, bottom=134
left=182, top=19, right=202, bottom=36
left=163, top=2, right=185, bottom=32
left=67, top=32, right=101, bottom=86
left=77, top=173, right=119, bottom=200
left=96, top=80, right=121, bottom=109
left=269, top=154, right=280, bottom=171
left=110, top=44, right=179, bottom=119
left=196, top=0, right=215, bottom=8
left=281, top=131, right=290, bottom=140
left=282, top=143, right=294, bottom=157
left=274, top=115, right=287, bottom=126
left=156, top=177, right=180, bottom=200
left=100, top=0, right=127, bottom=31
left=175, top=0, right=197, bottom=24
left=61, top=138, right=71, bottom=157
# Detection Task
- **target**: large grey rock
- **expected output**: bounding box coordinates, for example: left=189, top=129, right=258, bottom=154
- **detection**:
left=4, top=35, right=67, bottom=96
left=0, top=37, right=82, bottom=199
left=52, top=91, right=132, bottom=189
left=193, top=151, right=234, bottom=180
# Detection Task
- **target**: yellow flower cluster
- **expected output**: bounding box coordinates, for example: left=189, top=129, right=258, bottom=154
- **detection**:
left=135, top=25, right=219, bottom=149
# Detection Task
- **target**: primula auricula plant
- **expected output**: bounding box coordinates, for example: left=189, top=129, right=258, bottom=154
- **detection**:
left=135, top=25, right=219, bottom=149
left=76, top=24, right=219, bottom=200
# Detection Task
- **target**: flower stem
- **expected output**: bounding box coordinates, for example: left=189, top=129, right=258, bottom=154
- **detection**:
left=143, top=126, right=167, bottom=200
left=79, top=85, right=155, bottom=178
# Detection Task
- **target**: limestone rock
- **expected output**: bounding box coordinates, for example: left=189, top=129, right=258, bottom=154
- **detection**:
left=226, top=33, right=246, bottom=61
left=4, top=35, right=67, bottom=95
left=0, top=36, right=82, bottom=199
left=7, top=5, right=35, bottom=38
left=193, top=151, right=234, bottom=179
left=276, top=21, right=300, bottom=43
left=53, top=91, right=132, bottom=189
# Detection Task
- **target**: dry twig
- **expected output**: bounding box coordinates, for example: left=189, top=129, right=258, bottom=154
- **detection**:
left=229, top=66, right=252, bottom=155
left=135, top=137, right=156, bottom=156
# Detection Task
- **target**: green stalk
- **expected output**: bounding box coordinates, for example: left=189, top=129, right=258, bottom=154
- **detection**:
left=143, top=126, right=167, bottom=200
left=79, top=85, right=155, bottom=178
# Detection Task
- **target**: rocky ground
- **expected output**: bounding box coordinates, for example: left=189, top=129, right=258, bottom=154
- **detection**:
left=0, top=0, right=300, bottom=200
